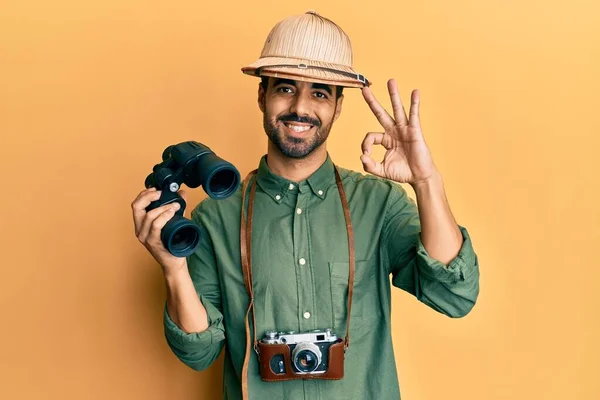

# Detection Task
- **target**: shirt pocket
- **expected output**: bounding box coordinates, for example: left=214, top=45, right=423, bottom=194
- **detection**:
left=329, top=259, right=382, bottom=342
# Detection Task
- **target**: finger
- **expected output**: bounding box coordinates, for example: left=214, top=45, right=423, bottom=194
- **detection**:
left=138, top=202, right=180, bottom=243
left=362, top=87, right=395, bottom=129
left=360, top=153, right=384, bottom=177
left=409, top=89, right=421, bottom=130
left=132, top=190, right=163, bottom=235
left=146, top=206, right=180, bottom=248
left=361, top=132, right=385, bottom=155
left=361, top=132, right=395, bottom=155
left=388, top=79, right=408, bottom=127
left=131, top=187, right=157, bottom=208
left=132, top=188, right=161, bottom=212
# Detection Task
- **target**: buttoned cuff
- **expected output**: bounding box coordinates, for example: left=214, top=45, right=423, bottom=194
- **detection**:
left=163, top=295, right=225, bottom=350
left=416, top=225, right=478, bottom=284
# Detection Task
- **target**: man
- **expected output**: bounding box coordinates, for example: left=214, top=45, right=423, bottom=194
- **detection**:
left=131, top=11, right=479, bottom=400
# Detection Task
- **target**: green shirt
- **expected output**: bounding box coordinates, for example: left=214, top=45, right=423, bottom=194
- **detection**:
left=163, top=154, right=480, bottom=399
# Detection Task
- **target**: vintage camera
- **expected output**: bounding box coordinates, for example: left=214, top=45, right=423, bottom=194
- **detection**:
left=258, top=329, right=346, bottom=381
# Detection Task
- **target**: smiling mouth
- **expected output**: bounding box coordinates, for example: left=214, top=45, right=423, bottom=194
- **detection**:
left=283, top=122, right=314, bottom=133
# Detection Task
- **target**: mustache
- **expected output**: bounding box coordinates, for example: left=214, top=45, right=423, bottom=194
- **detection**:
left=277, top=113, right=321, bottom=127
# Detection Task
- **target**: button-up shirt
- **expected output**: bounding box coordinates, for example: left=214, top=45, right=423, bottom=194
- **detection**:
left=163, top=154, right=480, bottom=399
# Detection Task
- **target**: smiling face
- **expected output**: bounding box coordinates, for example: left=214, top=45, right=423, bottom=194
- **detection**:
left=258, top=77, right=344, bottom=159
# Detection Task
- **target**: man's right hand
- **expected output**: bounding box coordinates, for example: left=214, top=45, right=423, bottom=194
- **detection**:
left=131, top=187, right=189, bottom=276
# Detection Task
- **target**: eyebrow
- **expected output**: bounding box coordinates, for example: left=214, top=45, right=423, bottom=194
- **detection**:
left=311, top=83, right=333, bottom=96
left=272, top=78, right=297, bottom=88
left=272, top=79, right=333, bottom=96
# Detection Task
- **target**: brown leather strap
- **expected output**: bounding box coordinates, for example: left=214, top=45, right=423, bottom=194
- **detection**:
left=247, top=177, right=258, bottom=351
left=240, top=170, right=257, bottom=298
left=239, top=165, right=355, bottom=398
left=333, top=166, right=355, bottom=349
left=240, top=169, right=257, bottom=400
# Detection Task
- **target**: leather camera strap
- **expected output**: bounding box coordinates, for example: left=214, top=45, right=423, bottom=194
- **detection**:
left=239, top=165, right=355, bottom=400
left=240, top=169, right=258, bottom=400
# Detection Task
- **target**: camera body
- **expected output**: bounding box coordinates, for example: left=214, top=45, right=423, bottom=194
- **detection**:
left=258, top=329, right=345, bottom=381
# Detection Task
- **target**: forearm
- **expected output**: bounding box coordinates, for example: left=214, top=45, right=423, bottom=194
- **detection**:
left=411, top=169, right=463, bottom=265
left=164, top=265, right=209, bottom=334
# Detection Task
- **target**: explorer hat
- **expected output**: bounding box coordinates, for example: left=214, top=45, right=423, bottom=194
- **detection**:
left=241, top=11, right=370, bottom=88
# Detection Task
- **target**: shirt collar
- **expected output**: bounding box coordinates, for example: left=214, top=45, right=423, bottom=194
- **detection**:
left=255, top=153, right=337, bottom=203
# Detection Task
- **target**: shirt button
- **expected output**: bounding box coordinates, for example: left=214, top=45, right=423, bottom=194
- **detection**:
left=318, top=190, right=323, bottom=196
left=296, top=208, right=302, bottom=214
left=299, top=258, right=306, bottom=265
left=303, top=311, right=311, bottom=319
left=275, top=195, right=281, bottom=201
left=289, top=184, right=295, bottom=190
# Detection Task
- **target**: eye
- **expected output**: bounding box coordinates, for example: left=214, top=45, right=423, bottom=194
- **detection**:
left=276, top=86, right=294, bottom=94
left=314, top=91, right=329, bottom=99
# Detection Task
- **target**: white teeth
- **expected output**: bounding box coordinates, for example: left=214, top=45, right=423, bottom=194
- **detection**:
left=285, top=123, right=311, bottom=133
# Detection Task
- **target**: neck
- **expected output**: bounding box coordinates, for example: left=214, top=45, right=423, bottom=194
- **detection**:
left=266, top=142, right=328, bottom=182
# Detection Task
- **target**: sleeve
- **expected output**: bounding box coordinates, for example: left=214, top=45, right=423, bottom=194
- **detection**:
left=163, top=203, right=226, bottom=371
left=381, top=183, right=480, bottom=318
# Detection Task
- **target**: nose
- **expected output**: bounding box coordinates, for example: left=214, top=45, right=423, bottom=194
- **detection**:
left=289, top=90, right=311, bottom=117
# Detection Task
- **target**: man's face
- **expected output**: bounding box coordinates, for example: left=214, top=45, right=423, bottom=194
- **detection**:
left=258, top=78, right=344, bottom=159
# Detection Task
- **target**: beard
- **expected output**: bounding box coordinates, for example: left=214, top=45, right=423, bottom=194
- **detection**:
left=263, top=112, right=334, bottom=159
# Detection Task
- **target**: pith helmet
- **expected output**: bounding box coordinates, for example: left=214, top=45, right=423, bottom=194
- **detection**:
left=241, top=11, right=370, bottom=88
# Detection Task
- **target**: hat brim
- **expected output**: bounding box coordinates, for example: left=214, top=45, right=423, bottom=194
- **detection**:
left=242, top=56, right=371, bottom=88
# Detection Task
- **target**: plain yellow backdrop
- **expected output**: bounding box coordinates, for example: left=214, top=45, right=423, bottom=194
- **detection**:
left=1, top=0, right=598, bottom=399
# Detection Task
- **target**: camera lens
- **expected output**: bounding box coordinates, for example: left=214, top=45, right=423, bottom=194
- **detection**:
left=296, top=350, right=318, bottom=372
left=292, top=342, right=322, bottom=373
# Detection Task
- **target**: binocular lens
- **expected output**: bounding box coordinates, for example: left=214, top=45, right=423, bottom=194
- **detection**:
left=208, top=169, right=238, bottom=197
left=161, top=214, right=202, bottom=257
left=171, top=226, right=199, bottom=250
left=205, top=166, right=239, bottom=199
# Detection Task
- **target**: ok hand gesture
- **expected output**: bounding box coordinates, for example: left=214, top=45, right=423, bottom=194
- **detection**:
left=360, top=79, right=438, bottom=188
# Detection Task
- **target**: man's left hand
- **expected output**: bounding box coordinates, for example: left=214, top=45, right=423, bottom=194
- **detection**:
left=360, top=79, right=438, bottom=188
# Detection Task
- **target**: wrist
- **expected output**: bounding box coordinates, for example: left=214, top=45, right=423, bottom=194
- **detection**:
left=163, top=262, right=189, bottom=284
left=411, top=169, right=443, bottom=195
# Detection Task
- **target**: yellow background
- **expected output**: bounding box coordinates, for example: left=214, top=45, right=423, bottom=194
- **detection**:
left=1, top=0, right=598, bottom=399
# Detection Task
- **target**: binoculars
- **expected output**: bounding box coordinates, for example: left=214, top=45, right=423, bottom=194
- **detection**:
left=144, top=141, right=240, bottom=257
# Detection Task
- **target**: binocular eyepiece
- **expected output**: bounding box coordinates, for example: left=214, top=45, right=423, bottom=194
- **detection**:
left=144, top=141, right=240, bottom=257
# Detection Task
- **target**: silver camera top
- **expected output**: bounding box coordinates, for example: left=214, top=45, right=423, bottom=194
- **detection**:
left=261, top=329, right=338, bottom=345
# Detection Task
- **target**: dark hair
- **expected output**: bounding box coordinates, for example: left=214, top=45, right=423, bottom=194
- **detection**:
left=260, top=77, right=344, bottom=99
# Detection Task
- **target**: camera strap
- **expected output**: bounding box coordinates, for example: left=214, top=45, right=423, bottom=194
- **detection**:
left=239, top=165, right=355, bottom=399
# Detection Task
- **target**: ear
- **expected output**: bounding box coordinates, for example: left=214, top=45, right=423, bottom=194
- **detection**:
left=258, top=82, right=266, bottom=113
left=333, top=94, right=344, bottom=123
